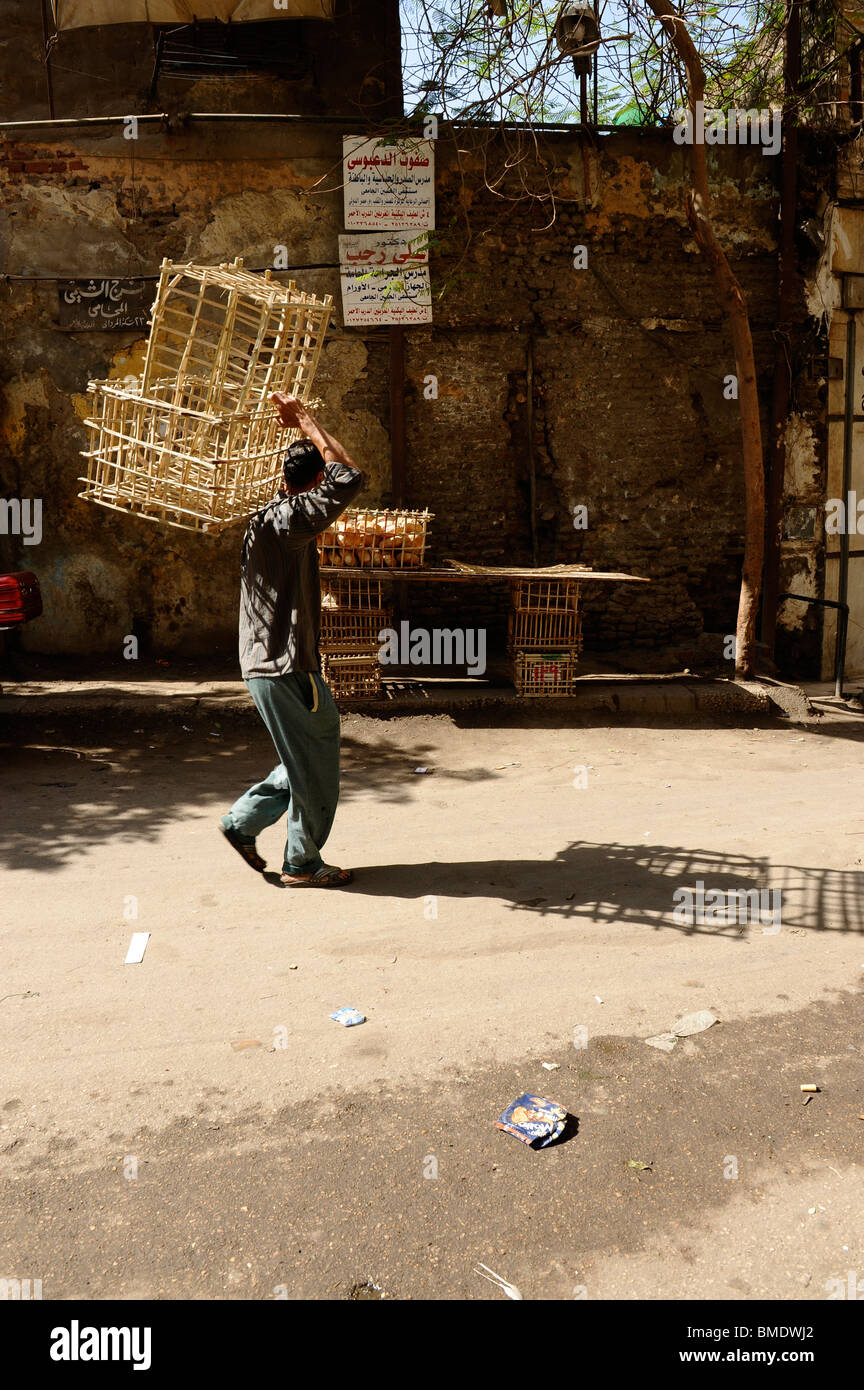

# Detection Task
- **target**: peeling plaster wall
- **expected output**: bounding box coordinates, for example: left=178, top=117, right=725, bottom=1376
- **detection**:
left=0, top=119, right=823, bottom=667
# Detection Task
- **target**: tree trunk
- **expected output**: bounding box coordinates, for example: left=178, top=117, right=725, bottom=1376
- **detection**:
left=643, top=0, right=765, bottom=677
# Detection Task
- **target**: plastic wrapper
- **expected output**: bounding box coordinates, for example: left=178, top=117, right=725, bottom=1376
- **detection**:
left=494, top=1093, right=567, bottom=1148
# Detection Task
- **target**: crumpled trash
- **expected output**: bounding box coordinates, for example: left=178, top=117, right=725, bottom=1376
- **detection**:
left=330, top=1007, right=365, bottom=1027
left=475, top=1263, right=523, bottom=1300
left=645, top=1009, right=718, bottom=1051
left=495, top=1094, right=567, bottom=1149
left=674, top=1010, right=718, bottom=1036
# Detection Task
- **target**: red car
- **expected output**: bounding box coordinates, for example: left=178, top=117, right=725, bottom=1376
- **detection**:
left=0, top=571, right=43, bottom=628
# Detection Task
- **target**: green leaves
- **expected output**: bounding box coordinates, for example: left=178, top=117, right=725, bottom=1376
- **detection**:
left=402, top=0, right=791, bottom=130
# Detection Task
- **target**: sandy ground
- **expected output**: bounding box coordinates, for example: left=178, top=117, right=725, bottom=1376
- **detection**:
left=1, top=706, right=863, bottom=1301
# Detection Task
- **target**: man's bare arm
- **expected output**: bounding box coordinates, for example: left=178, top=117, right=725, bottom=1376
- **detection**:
left=270, top=392, right=358, bottom=469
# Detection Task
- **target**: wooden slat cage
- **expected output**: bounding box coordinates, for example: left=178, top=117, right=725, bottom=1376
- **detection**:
left=321, top=652, right=383, bottom=700
left=79, top=257, right=332, bottom=534
left=511, top=650, right=579, bottom=697
left=508, top=581, right=582, bottom=652
left=511, top=578, right=581, bottom=612
left=321, top=577, right=386, bottom=610
left=320, top=608, right=391, bottom=650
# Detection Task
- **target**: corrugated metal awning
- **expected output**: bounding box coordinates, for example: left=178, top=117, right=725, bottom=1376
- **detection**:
left=51, top=1, right=334, bottom=27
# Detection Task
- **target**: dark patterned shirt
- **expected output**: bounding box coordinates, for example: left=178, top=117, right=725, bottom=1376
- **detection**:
left=238, top=462, right=365, bottom=679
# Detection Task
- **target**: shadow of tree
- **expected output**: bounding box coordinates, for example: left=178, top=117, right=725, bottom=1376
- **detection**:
left=0, top=728, right=498, bottom=873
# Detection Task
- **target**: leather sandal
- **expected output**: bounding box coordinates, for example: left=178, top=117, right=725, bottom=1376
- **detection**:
left=279, top=864, right=354, bottom=887
left=219, top=818, right=266, bottom=873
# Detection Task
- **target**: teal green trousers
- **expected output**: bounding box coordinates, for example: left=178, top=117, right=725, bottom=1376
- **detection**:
left=225, top=671, right=341, bottom=876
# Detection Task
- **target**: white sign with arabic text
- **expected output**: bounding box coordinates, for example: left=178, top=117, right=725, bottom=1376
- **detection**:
left=343, top=136, right=435, bottom=231
left=338, top=232, right=432, bottom=326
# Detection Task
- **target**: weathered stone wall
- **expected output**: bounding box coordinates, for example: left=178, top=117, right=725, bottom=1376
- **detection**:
left=0, top=106, right=824, bottom=668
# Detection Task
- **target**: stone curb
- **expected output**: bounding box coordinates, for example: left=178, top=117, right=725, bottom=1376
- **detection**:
left=0, top=677, right=792, bottom=728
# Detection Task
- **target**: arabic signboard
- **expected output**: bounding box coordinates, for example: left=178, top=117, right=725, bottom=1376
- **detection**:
left=57, top=279, right=152, bottom=330
left=343, top=136, right=435, bottom=232
left=338, top=232, right=432, bottom=327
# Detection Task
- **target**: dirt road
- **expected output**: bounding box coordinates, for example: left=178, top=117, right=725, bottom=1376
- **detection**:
left=2, top=708, right=862, bottom=1299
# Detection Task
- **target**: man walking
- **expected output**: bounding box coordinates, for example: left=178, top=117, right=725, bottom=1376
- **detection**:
left=220, top=392, right=365, bottom=887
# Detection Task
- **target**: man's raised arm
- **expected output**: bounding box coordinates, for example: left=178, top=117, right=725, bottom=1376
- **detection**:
left=271, top=392, right=359, bottom=472
left=268, top=392, right=365, bottom=540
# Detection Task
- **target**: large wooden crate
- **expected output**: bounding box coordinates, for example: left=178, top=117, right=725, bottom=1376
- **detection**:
left=78, top=257, right=332, bottom=534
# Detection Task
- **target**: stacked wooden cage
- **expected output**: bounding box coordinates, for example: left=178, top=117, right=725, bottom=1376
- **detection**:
left=319, top=576, right=392, bottom=700
left=508, top=578, right=582, bottom=696
left=79, top=257, right=332, bottom=534
left=317, top=508, right=432, bottom=569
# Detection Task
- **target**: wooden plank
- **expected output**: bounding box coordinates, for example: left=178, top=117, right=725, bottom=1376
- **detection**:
left=318, top=566, right=650, bottom=583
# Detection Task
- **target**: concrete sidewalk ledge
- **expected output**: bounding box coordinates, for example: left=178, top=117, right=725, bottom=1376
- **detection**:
left=0, top=675, right=794, bottom=726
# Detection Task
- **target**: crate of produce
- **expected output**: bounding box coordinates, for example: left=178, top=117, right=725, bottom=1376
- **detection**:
left=79, top=257, right=331, bottom=534
left=321, top=651, right=382, bottom=699
left=318, top=508, right=432, bottom=569
left=511, top=649, right=579, bottom=697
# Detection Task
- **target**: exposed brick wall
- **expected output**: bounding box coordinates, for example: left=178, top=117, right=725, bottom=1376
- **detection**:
left=0, top=118, right=825, bottom=669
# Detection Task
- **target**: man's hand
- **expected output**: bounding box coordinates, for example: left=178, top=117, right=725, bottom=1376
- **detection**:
left=270, top=392, right=316, bottom=435
left=270, top=391, right=360, bottom=473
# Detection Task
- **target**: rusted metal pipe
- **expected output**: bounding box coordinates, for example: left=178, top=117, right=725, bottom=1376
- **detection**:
left=777, top=592, right=850, bottom=697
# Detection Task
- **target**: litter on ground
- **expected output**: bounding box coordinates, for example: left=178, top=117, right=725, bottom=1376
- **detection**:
left=330, top=1007, right=366, bottom=1027
left=495, top=1094, right=568, bottom=1148
left=474, top=1263, right=523, bottom=1300
left=645, top=1010, right=718, bottom=1051
left=124, top=932, right=150, bottom=965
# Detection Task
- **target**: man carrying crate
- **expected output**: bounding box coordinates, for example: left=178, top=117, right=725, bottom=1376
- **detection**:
left=220, top=392, right=365, bottom=887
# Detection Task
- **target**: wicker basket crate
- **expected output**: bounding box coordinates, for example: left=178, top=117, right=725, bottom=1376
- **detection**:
left=511, top=649, right=579, bottom=697
left=321, top=576, right=386, bottom=610
left=320, top=609, right=391, bottom=648
left=141, top=257, right=329, bottom=407
left=508, top=605, right=583, bottom=653
left=321, top=652, right=382, bottom=699
left=318, top=508, right=432, bottom=569
left=511, top=578, right=581, bottom=612
left=78, top=257, right=331, bottom=534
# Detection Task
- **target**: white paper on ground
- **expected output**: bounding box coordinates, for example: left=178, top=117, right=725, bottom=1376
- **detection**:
left=124, top=932, right=150, bottom=965
left=644, top=1032, right=678, bottom=1052
left=673, top=1010, right=718, bottom=1036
